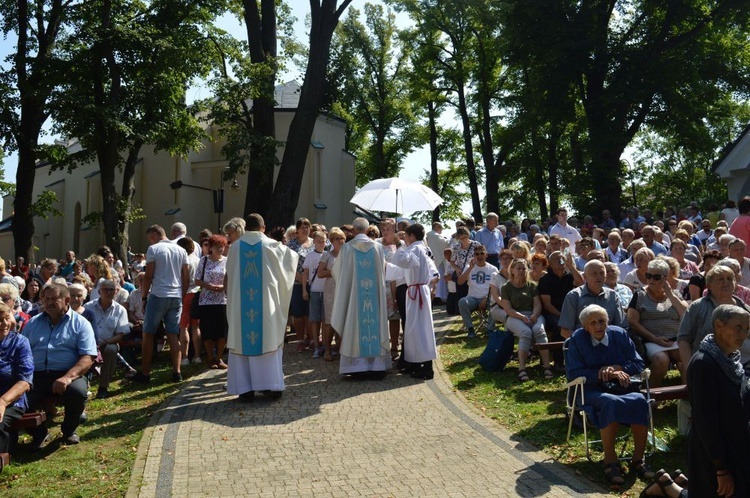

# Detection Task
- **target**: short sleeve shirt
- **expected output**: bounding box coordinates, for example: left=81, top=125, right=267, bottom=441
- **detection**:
left=146, top=240, right=187, bottom=298
left=466, top=263, right=498, bottom=299
left=501, top=281, right=538, bottom=311
left=84, top=299, right=130, bottom=342
left=197, top=257, right=227, bottom=306
left=23, top=308, right=98, bottom=372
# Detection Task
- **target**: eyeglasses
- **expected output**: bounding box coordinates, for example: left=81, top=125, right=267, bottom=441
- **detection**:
left=645, top=273, right=664, bottom=281
left=100, top=287, right=116, bottom=292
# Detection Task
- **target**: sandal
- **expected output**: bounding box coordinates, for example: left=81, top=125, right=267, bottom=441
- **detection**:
left=543, top=368, right=554, bottom=379
left=671, top=469, right=688, bottom=488
left=604, top=462, right=624, bottom=486
left=518, top=370, right=530, bottom=382
left=630, top=459, right=656, bottom=480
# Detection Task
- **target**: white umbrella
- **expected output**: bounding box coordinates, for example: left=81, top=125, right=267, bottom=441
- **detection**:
left=349, top=177, right=444, bottom=215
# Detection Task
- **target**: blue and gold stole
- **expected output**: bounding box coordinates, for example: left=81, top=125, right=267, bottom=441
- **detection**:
left=354, top=247, right=381, bottom=357
left=240, top=240, right=264, bottom=356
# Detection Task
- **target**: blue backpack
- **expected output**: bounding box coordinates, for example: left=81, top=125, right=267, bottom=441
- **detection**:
left=479, top=330, right=515, bottom=372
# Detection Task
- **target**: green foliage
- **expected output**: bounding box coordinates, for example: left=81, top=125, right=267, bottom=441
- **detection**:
left=29, top=191, right=63, bottom=219
left=80, top=196, right=146, bottom=229
left=329, top=3, right=421, bottom=183
left=200, top=34, right=282, bottom=179
left=414, top=163, right=471, bottom=224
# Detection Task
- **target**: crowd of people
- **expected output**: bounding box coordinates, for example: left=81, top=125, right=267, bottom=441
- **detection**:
left=0, top=198, right=749, bottom=496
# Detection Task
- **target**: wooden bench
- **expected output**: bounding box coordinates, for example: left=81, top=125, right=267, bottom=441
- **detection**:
left=1, top=411, right=49, bottom=468
left=642, top=384, right=688, bottom=402
left=10, top=411, right=46, bottom=431
left=537, top=341, right=564, bottom=352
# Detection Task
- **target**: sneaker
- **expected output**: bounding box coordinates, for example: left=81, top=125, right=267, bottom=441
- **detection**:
left=192, top=357, right=202, bottom=364
left=30, top=428, right=51, bottom=451
left=172, top=372, right=183, bottom=383
left=96, top=388, right=112, bottom=400
left=312, top=349, right=321, bottom=359
left=127, top=372, right=151, bottom=384
left=63, top=433, right=80, bottom=445
left=180, top=358, right=190, bottom=367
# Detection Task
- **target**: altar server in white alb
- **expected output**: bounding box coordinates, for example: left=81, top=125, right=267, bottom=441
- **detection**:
left=392, top=224, right=438, bottom=379
left=225, top=213, right=298, bottom=402
left=331, top=217, right=391, bottom=377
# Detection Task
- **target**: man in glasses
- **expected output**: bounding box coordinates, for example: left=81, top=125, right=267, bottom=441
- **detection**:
left=559, top=260, right=627, bottom=339
left=457, top=245, right=498, bottom=338
left=85, top=279, right=129, bottom=399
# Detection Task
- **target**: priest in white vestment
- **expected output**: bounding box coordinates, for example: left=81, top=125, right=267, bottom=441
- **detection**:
left=392, top=224, right=438, bottom=379
left=331, top=217, right=391, bottom=376
left=225, top=213, right=298, bottom=402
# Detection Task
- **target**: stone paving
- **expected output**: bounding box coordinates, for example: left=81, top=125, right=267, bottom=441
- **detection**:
left=127, top=309, right=609, bottom=497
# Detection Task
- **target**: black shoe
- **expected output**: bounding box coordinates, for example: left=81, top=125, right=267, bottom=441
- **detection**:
left=237, top=391, right=255, bottom=403
left=96, top=388, right=112, bottom=400
left=63, top=433, right=80, bottom=445
left=262, top=390, right=283, bottom=399
left=30, top=428, right=51, bottom=451
left=127, top=372, right=151, bottom=384
left=171, top=372, right=183, bottom=383
left=410, top=370, right=434, bottom=380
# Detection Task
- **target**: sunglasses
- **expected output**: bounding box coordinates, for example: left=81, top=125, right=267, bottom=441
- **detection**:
left=645, top=273, right=664, bottom=281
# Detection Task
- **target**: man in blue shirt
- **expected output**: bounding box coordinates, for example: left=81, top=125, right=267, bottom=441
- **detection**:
left=23, top=283, right=97, bottom=448
left=474, top=212, right=504, bottom=268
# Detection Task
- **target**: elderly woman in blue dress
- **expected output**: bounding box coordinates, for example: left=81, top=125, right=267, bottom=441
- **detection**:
left=0, top=302, right=34, bottom=456
left=566, top=304, right=654, bottom=485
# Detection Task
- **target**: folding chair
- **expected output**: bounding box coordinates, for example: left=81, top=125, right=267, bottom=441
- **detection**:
left=563, top=339, right=657, bottom=461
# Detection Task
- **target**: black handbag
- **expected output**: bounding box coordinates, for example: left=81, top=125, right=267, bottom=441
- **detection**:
left=600, top=377, right=643, bottom=395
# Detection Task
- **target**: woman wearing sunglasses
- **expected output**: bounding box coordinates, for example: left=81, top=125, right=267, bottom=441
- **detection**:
left=627, top=259, right=688, bottom=387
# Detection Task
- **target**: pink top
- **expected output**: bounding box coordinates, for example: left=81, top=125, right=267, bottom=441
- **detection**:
left=729, top=214, right=750, bottom=257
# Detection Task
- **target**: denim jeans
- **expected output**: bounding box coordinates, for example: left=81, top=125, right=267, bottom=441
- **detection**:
left=458, top=296, right=486, bottom=330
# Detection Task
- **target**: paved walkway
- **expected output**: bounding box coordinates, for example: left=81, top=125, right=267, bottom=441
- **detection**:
left=127, top=310, right=608, bottom=497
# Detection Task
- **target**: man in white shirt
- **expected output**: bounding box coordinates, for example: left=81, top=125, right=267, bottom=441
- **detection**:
left=85, top=279, right=129, bottom=399
left=457, top=245, right=498, bottom=338
left=549, top=208, right=582, bottom=255
left=128, top=225, right=189, bottom=384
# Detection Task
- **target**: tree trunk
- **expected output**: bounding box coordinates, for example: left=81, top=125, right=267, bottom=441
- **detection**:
left=116, top=144, right=142, bottom=269
left=98, top=144, right=121, bottom=262
left=10, top=0, right=68, bottom=262
left=12, top=143, right=38, bottom=263
left=478, top=96, right=498, bottom=215
left=266, top=0, right=353, bottom=229
left=428, top=101, right=441, bottom=223
left=456, top=83, right=482, bottom=224
left=242, top=0, right=277, bottom=220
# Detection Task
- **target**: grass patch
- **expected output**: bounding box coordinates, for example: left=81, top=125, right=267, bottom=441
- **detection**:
left=0, top=352, right=203, bottom=497
left=439, top=320, right=687, bottom=495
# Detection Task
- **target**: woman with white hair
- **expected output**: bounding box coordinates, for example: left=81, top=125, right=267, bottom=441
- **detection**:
left=566, top=304, right=653, bottom=485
